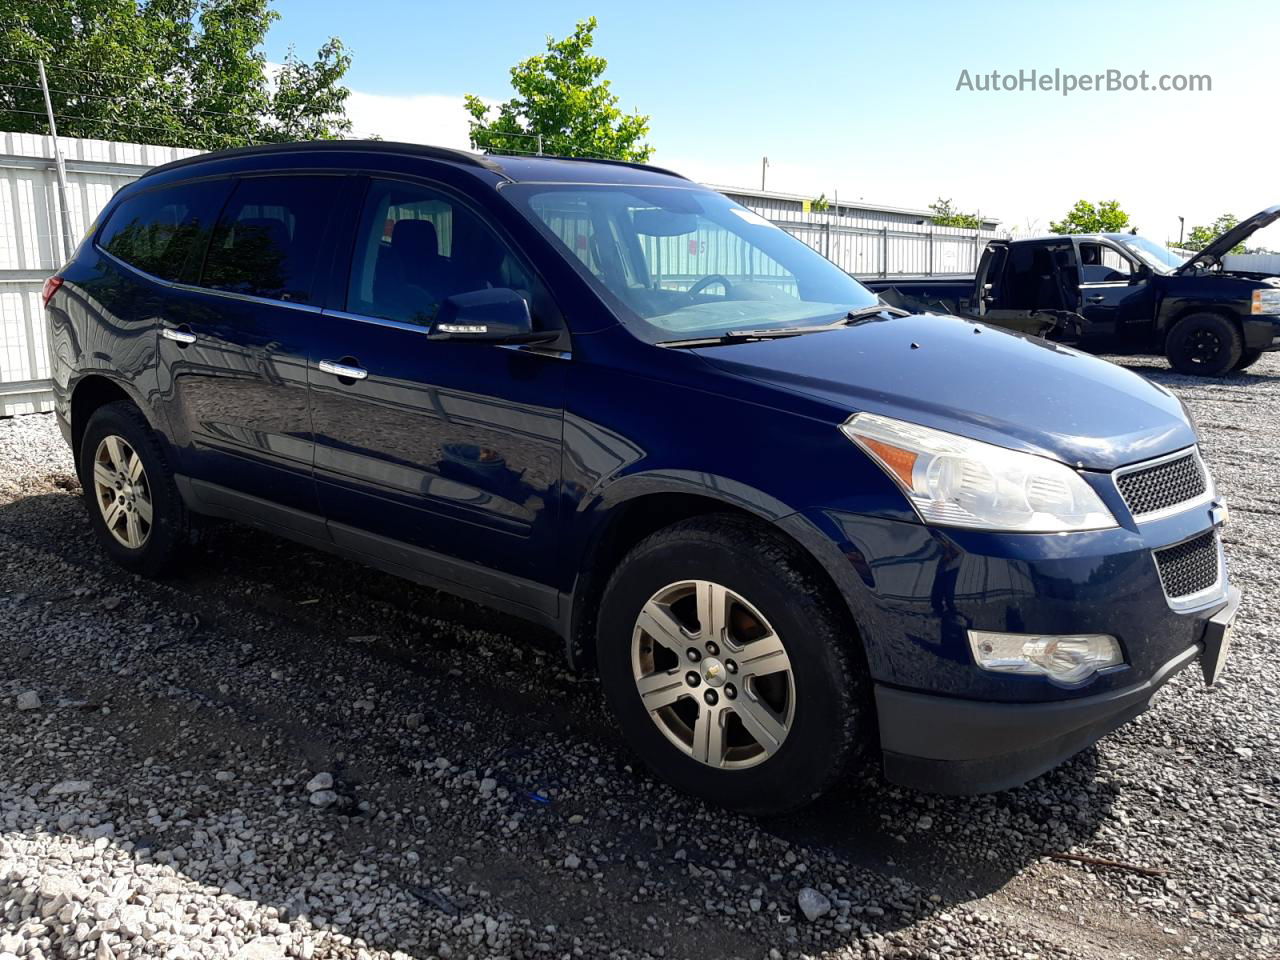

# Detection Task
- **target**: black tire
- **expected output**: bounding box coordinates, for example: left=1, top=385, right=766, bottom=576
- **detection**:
left=1234, top=348, right=1264, bottom=371
left=1165, top=312, right=1243, bottom=377
left=78, top=400, right=189, bottom=577
left=596, top=514, right=868, bottom=815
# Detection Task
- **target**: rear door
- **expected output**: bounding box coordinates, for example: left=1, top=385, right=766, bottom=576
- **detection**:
left=154, top=173, right=351, bottom=518
left=306, top=176, right=568, bottom=615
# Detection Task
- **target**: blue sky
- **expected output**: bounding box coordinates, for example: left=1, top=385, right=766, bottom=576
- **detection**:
left=264, top=0, right=1278, bottom=244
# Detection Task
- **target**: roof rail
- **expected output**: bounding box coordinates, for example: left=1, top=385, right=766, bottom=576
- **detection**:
left=142, top=140, right=506, bottom=179
left=489, top=150, right=689, bottom=181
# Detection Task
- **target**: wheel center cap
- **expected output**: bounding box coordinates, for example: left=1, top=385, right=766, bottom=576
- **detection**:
left=701, top=657, right=726, bottom=687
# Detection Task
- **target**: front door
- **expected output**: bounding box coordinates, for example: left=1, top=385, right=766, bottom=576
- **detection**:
left=307, top=177, right=568, bottom=616
left=155, top=174, right=351, bottom=517
left=1076, top=240, right=1154, bottom=348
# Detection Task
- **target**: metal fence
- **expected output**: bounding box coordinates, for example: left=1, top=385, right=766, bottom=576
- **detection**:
left=0, top=133, right=1006, bottom=416
left=764, top=216, right=1001, bottom=279
left=0, top=132, right=200, bottom=415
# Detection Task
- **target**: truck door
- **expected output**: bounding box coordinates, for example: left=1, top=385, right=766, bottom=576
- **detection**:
left=1076, top=239, right=1155, bottom=349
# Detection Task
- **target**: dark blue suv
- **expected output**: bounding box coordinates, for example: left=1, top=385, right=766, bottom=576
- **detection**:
left=44, top=142, right=1240, bottom=813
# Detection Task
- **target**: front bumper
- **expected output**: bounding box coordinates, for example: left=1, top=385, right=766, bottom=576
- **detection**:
left=877, top=586, right=1240, bottom=793
left=1242, top=316, right=1280, bottom=351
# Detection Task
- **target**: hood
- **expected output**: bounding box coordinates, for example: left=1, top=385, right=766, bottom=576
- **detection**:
left=1177, top=203, right=1280, bottom=273
left=693, top=314, right=1194, bottom=471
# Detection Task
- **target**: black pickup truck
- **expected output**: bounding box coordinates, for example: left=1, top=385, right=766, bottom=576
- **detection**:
left=864, top=205, right=1280, bottom=376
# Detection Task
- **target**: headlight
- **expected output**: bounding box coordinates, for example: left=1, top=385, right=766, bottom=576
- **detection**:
left=841, top=412, right=1116, bottom=532
left=1252, top=288, right=1280, bottom=315
left=968, top=630, right=1123, bottom=685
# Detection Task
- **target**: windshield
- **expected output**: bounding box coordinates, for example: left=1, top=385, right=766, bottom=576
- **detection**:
left=1118, top=236, right=1183, bottom=273
left=507, top=184, right=880, bottom=343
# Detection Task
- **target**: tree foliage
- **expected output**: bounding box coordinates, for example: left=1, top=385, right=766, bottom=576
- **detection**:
left=465, top=17, right=652, bottom=162
left=0, top=0, right=352, bottom=150
left=928, top=197, right=981, bottom=229
left=1183, top=214, right=1246, bottom=254
left=1049, top=199, right=1131, bottom=235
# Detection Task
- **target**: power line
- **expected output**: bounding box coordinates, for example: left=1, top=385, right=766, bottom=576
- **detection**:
left=3, top=107, right=257, bottom=146
left=0, top=81, right=262, bottom=127
left=0, top=56, right=198, bottom=88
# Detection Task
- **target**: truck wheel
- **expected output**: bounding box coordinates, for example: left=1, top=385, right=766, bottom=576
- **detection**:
left=1234, top=348, right=1264, bottom=371
left=596, top=514, right=868, bottom=814
left=79, top=401, right=189, bottom=577
left=1165, top=313, right=1243, bottom=377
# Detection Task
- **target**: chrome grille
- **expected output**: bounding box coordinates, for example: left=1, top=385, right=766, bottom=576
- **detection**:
left=1154, top=531, right=1220, bottom=600
left=1115, top=450, right=1208, bottom=519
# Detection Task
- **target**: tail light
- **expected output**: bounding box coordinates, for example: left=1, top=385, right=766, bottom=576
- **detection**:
left=42, top=275, right=64, bottom=307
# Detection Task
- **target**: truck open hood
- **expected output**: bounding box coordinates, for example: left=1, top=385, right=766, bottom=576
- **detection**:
left=1176, top=203, right=1280, bottom=273
left=692, top=313, right=1195, bottom=471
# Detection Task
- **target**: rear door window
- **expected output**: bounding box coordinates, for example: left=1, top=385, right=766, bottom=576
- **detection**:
left=97, top=181, right=228, bottom=282
left=200, top=176, right=335, bottom=304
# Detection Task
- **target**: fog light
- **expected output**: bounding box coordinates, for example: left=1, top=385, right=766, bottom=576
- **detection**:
left=968, top=631, right=1123, bottom=684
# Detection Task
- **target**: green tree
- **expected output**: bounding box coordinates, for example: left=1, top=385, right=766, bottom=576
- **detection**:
left=1049, top=199, right=1131, bottom=234
left=928, top=197, right=981, bottom=229
left=464, top=17, right=652, bottom=162
left=0, top=0, right=352, bottom=150
left=1183, top=214, right=1246, bottom=254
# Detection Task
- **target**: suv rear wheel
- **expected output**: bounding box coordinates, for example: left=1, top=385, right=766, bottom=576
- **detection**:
left=79, top=401, right=189, bottom=577
left=1165, top=312, right=1243, bottom=376
left=596, top=514, right=867, bottom=814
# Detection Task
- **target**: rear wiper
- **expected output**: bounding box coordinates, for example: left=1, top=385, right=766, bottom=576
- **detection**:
left=658, top=303, right=907, bottom=348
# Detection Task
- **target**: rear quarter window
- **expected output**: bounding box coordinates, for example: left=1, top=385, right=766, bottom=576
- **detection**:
left=97, top=181, right=228, bottom=282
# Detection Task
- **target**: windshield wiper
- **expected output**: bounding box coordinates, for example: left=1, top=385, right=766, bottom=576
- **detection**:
left=657, top=303, right=907, bottom=348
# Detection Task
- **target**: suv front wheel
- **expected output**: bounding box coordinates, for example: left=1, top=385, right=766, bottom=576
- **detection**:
left=596, top=514, right=867, bottom=814
left=79, top=401, right=189, bottom=577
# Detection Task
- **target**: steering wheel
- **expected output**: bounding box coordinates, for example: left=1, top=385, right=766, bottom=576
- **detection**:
left=687, top=274, right=733, bottom=297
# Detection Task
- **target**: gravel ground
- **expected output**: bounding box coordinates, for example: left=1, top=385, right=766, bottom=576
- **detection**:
left=2, top=355, right=1278, bottom=960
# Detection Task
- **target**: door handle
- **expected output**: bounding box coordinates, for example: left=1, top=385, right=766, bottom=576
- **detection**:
left=318, top=359, right=368, bottom=381
left=1086, top=295, right=1107, bottom=303
left=162, top=327, right=197, bottom=345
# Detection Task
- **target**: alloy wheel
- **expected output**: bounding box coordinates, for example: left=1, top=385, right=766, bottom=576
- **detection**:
left=631, top=579, right=795, bottom=769
left=92, top=435, right=153, bottom=549
left=1188, top=327, right=1222, bottom=365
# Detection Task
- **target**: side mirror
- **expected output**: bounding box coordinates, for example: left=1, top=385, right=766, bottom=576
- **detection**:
left=1129, top=264, right=1151, bottom=284
left=429, top=288, right=555, bottom=344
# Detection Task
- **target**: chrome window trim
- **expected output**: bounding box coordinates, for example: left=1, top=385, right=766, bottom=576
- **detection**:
left=98, top=246, right=322, bottom=315
left=1112, top=445, right=1214, bottom=523
left=320, top=308, right=572, bottom=360
left=1152, top=529, right=1227, bottom=613
left=321, top=307, right=434, bottom=336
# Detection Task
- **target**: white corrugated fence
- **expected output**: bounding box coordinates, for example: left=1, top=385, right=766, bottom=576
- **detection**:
left=0, top=133, right=200, bottom=416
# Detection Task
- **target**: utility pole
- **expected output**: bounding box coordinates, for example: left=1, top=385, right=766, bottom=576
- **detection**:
left=1178, top=216, right=1185, bottom=246
left=760, top=156, right=768, bottom=192
left=536, top=133, right=543, bottom=156
left=37, top=59, right=76, bottom=263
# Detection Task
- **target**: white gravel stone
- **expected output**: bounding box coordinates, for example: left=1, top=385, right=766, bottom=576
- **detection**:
left=308, top=789, right=337, bottom=809
left=47, top=779, right=92, bottom=796
left=304, top=772, right=333, bottom=792
left=15, top=690, right=41, bottom=711
left=797, top=887, right=832, bottom=921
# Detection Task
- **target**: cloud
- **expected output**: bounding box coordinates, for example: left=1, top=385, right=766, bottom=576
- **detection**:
left=344, top=89, right=475, bottom=149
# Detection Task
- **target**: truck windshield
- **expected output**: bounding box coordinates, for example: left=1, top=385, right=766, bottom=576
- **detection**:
left=1119, top=236, right=1184, bottom=273
left=507, top=183, right=880, bottom=343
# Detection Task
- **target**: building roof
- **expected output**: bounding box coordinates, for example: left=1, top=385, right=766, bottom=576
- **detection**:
left=708, top=183, right=1002, bottom=228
